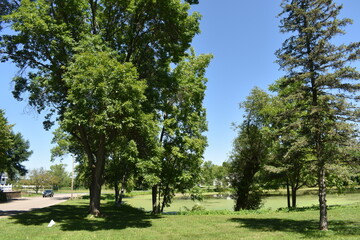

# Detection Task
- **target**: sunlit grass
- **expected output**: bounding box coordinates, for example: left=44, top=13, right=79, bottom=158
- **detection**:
left=123, top=191, right=360, bottom=212
left=1, top=195, right=359, bottom=240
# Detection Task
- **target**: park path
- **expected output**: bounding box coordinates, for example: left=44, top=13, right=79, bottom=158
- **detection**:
left=0, top=193, right=85, bottom=218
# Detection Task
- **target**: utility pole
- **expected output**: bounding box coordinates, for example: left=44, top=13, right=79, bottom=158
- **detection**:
left=71, top=155, right=75, bottom=199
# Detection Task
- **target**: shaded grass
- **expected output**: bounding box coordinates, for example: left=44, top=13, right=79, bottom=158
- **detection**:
left=8, top=198, right=159, bottom=232
left=1, top=195, right=360, bottom=239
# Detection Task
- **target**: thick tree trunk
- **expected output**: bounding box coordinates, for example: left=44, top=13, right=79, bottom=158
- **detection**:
left=88, top=135, right=106, bottom=217
left=318, top=162, right=328, bottom=230
left=89, top=176, right=102, bottom=216
left=161, top=185, right=170, bottom=213
left=152, top=185, right=160, bottom=214
left=234, top=186, right=249, bottom=211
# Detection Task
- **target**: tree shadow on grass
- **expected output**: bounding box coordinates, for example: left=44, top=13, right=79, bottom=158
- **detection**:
left=229, top=217, right=360, bottom=238
left=10, top=201, right=160, bottom=232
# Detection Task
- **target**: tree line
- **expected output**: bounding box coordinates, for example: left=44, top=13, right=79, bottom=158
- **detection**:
left=18, top=164, right=71, bottom=193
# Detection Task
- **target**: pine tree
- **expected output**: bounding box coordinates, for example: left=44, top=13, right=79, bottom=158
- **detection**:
left=276, top=0, right=360, bottom=230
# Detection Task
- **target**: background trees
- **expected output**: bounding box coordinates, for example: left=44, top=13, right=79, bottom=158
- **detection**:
left=28, top=168, right=50, bottom=194
left=0, top=109, right=32, bottom=180
left=49, top=164, right=71, bottom=190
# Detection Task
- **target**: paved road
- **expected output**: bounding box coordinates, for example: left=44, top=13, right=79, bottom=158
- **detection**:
left=0, top=193, right=85, bottom=218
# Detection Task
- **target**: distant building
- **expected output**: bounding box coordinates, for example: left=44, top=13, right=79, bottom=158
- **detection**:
left=1, top=172, right=8, bottom=185
left=0, top=173, right=12, bottom=192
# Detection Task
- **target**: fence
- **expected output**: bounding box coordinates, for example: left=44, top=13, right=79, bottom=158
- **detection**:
left=0, top=184, right=13, bottom=192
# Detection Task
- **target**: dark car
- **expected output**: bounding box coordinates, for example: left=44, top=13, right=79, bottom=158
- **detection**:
left=43, top=190, right=54, bottom=198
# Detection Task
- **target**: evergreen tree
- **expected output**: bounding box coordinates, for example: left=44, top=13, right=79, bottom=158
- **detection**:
left=276, top=0, right=360, bottom=230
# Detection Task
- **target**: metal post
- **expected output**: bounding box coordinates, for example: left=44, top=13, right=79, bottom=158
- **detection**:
left=71, top=155, right=75, bottom=199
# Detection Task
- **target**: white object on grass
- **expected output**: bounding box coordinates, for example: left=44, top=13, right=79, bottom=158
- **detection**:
left=47, top=219, right=56, bottom=227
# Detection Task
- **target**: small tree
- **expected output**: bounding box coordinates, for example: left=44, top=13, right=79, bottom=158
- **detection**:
left=29, top=168, right=51, bottom=193
left=228, top=88, right=271, bottom=210
left=49, top=164, right=71, bottom=190
left=151, top=52, right=212, bottom=214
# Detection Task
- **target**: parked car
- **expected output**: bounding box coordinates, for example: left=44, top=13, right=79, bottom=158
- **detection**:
left=43, top=190, right=54, bottom=198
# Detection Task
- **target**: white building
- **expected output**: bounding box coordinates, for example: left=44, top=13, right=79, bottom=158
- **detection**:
left=0, top=173, right=12, bottom=192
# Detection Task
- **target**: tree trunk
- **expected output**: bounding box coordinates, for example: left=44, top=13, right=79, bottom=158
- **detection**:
left=89, top=175, right=102, bottom=216
left=286, top=180, right=291, bottom=208
left=152, top=184, right=160, bottom=214
left=88, top=135, right=106, bottom=217
left=161, top=185, right=170, bottom=213
left=318, top=162, right=328, bottom=230
left=114, top=181, right=120, bottom=205
left=118, top=171, right=127, bottom=205
left=118, top=189, right=124, bottom=205
left=234, top=186, right=248, bottom=211
left=291, top=186, right=297, bottom=208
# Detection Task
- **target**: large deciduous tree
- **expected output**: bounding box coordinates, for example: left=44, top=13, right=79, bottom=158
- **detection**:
left=1, top=0, right=207, bottom=215
left=60, top=37, right=151, bottom=216
left=276, top=0, right=360, bottom=230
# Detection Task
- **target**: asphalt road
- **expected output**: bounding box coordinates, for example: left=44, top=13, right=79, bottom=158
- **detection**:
left=0, top=193, right=85, bottom=218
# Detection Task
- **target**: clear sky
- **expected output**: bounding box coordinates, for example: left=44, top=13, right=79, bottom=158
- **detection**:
left=0, top=0, right=359, bottom=173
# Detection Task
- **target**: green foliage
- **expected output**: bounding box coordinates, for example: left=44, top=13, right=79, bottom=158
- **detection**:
left=181, top=203, right=206, bottom=212
left=0, top=109, right=31, bottom=179
left=228, top=88, right=271, bottom=211
left=152, top=52, right=212, bottom=213
left=276, top=0, right=360, bottom=230
left=49, top=164, right=71, bottom=190
left=28, top=167, right=51, bottom=193
left=186, top=185, right=204, bottom=201
left=201, top=161, right=229, bottom=187
left=0, top=109, right=13, bottom=170
left=1, top=0, right=210, bottom=215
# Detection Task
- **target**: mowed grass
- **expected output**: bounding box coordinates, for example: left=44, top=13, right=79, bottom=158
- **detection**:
left=123, top=192, right=360, bottom=212
left=1, top=193, right=360, bottom=240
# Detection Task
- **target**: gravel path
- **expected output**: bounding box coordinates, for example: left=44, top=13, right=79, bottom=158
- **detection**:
left=0, top=193, right=85, bottom=218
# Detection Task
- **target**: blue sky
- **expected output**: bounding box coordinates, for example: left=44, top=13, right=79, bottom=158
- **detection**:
left=1, top=0, right=359, bottom=173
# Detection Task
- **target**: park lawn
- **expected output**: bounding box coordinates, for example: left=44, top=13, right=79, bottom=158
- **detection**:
left=0, top=195, right=359, bottom=240
left=123, top=192, right=360, bottom=212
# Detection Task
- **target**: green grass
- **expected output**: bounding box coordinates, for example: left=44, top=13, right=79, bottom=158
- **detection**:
left=1, top=194, right=360, bottom=239
left=123, top=192, right=360, bottom=212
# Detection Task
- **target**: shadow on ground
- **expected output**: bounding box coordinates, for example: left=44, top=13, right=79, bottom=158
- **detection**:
left=229, top=217, right=360, bottom=238
left=10, top=200, right=160, bottom=232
